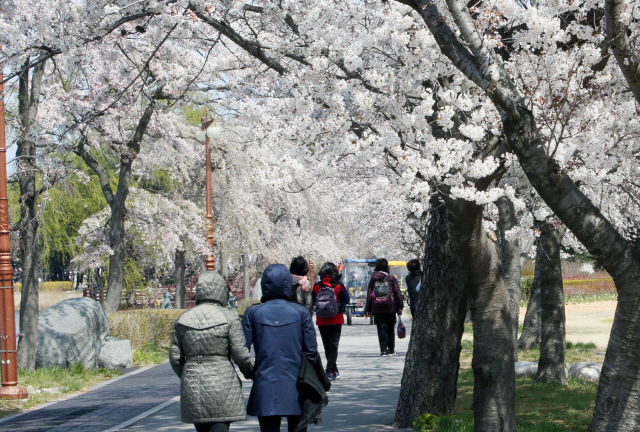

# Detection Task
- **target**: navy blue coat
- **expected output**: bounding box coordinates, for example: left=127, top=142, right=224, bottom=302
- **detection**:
left=242, top=264, right=319, bottom=417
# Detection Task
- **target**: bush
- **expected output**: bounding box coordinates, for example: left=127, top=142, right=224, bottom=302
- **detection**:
left=236, top=299, right=259, bottom=317
left=521, top=276, right=534, bottom=300
left=14, top=281, right=74, bottom=292
left=108, top=309, right=182, bottom=354
left=413, top=413, right=438, bottom=432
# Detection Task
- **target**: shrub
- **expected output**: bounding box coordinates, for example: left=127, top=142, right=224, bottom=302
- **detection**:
left=108, top=309, right=182, bottom=354
left=413, top=413, right=438, bottom=432
left=521, top=276, right=534, bottom=300
left=236, top=299, right=259, bottom=317
left=14, top=281, right=74, bottom=292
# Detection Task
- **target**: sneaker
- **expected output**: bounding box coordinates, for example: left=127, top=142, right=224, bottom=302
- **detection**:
left=388, top=350, right=396, bottom=356
left=327, top=372, right=337, bottom=381
left=380, top=351, right=389, bottom=356
left=335, top=370, right=341, bottom=379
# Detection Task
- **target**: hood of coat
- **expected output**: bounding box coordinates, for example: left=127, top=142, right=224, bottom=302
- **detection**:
left=195, top=271, right=229, bottom=305
left=371, top=271, right=389, bottom=282
left=261, top=264, right=293, bottom=302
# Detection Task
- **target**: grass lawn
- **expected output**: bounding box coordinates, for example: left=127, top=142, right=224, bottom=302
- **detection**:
left=0, top=363, right=120, bottom=419
left=426, top=337, right=602, bottom=431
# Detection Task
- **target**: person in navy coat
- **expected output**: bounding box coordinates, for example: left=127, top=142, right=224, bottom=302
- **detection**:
left=242, top=264, right=319, bottom=432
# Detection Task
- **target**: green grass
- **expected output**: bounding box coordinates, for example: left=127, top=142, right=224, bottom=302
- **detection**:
left=133, top=344, right=170, bottom=366
left=0, top=363, right=120, bottom=418
left=418, top=341, right=602, bottom=431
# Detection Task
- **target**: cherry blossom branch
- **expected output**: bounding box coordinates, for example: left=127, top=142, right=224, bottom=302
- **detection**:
left=604, top=0, right=640, bottom=104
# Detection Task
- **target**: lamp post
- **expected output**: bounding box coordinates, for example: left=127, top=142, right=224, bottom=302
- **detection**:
left=0, top=50, right=28, bottom=400
left=196, top=113, right=222, bottom=271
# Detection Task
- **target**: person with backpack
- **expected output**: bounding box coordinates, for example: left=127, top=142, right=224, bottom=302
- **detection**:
left=312, top=262, right=350, bottom=380
left=364, top=258, right=404, bottom=356
left=289, top=255, right=314, bottom=316
left=405, top=259, right=423, bottom=318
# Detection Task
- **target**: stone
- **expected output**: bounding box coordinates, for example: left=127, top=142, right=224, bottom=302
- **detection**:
left=41, top=387, right=61, bottom=394
left=515, top=361, right=538, bottom=378
left=568, top=362, right=602, bottom=381
left=596, top=351, right=606, bottom=355
left=25, top=385, right=35, bottom=394
left=98, top=340, right=133, bottom=370
left=36, top=297, right=109, bottom=369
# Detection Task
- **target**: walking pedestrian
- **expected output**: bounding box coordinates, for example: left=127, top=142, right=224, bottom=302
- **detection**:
left=312, top=262, right=350, bottom=380
left=169, top=271, right=254, bottom=432
left=242, top=264, right=323, bottom=432
left=405, top=259, right=423, bottom=318
left=290, top=255, right=314, bottom=316
left=364, top=259, right=404, bottom=356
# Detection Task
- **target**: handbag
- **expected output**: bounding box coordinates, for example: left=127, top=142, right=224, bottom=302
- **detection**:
left=397, top=316, right=406, bottom=339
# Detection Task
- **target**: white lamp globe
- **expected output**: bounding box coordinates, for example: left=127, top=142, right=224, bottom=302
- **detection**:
left=195, top=129, right=206, bottom=143
left=207, top=126, right=222, bottom=140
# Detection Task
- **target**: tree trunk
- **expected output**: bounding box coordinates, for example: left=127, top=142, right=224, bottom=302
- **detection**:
left=533, top=220, right=567, bottom=385
left=104, top=199, right=126, bottom=313
left=242, top=254, right=251, bottom=300
left=517, top=274, right=541, bottom=350
left=496, top=197, right=522, bottom=361
left=219, top=246, right=229, bottom=279
left=15, top=61, right=46, bottom=370
left=174, top=249, right=186, bottom=309
left=446, top=197, right=516, bottom=432
left=393, top=195, right=469, bottom=428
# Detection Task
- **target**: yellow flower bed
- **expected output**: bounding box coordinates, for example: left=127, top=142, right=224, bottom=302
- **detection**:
left=563, top=277, right=613, bottom=286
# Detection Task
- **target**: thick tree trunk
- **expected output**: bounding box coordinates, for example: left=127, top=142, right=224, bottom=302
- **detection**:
left=104, top=199, right=126, bottom=313
left=446, top=197, right=516, bottom=432
left=15, top=61, right=45, bottom=370
left=242, top=254, right=250, bottom=300
left=394, top=195, right=469, bottom=428
left=174, top=249, right=186, bottom=309
left=533, top=220, right=567, bottom=385
left=496, top=197, right=522, bottom=361
left=219, top=247, right=229, bottom=279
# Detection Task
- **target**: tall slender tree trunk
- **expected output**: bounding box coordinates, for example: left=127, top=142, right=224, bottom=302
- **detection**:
left=517, top=274, right=541, bottom=350
left=174, top=249, right=186, bottom=309
left=104, top=198, right=126, bottom=312
left=394, top=195, right=469, bottom=428
left=242, top=254, right=250, bottom=300
left=446, top=197, right=516, bottom=432
left=219, top=246, right=229, bottom=280
left=496, top=197, right=522, bottom=361
left=534, top=220, right=567, bottom=385
left=15, top=61, right=46, bottom=370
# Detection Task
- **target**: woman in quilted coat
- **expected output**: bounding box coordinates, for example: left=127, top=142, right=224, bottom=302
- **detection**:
left=170, top=271, right=254, bottom=432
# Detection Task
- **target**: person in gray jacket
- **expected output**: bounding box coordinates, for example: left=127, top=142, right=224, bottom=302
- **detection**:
left=170, top=271, right=254, bottom=432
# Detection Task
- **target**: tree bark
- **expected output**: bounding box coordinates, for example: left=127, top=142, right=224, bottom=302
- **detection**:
left=445, top=197, right=516, bottom=432
left=79, top=102, right=155, bottom=313
left=242, top=253, right=251, bottom=300
left=174, top=249, right=186, bottom=309
left=517, top=273, right=541, bottom=350
left=219, top=246, right=229, bottom=279
left=604, top=0, right=640, bottom=104
left=533, top=220, right=567, bottom=385
left=496, top=197, right=522, bottom=361
left=393, top=195, right=469, bottom=428
left=15, top=61, right=46, bottom=370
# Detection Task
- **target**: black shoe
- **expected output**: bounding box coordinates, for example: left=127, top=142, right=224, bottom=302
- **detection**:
left=388, top=350, right=396, bottom=356
left=380, top=351, right=389, bottom=356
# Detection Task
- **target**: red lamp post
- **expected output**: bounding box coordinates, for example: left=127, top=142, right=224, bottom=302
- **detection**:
left=0, top=50, right=28, bottom=400
left=198, top=113, right=221, bottom=272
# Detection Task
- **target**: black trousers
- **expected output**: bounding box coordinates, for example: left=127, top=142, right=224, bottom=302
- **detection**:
left=374, top=313, right=397, bottom=354
left=318, top=324, right=342, bottom=373
left=258, top=415, right=305, bottom=432
left=194, top=422, right=230, bottom=432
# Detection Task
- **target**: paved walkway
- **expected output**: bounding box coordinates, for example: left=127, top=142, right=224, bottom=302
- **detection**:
left=0, top=316, right=413, bottom=432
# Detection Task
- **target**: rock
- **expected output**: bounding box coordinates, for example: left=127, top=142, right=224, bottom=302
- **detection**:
left=36, top=298, right=109, bottom=369
left=98, top=340, right=133, bottom=370
left=41, top=387, right=61, bottom=394
left=105, top=336, right=120, bottom=342
left=515, top=361, right=538, bottom=378
left=568, top=362, right=601, bottom=381
left=596, top=351, right=606, bottom=355
left=25, top=385, right=35, bottom=394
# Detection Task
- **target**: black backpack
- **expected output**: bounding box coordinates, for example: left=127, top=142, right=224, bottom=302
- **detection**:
left=373, top=279, right=393, bottom=307
left=316, top=284, right=339, bottom=319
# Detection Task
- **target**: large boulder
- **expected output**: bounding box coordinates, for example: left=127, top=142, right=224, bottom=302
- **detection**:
left=568, top=362, right=602, bottom=381
left=515, top=361, right=538, bottom=378
left=36, top=297, right=109, bottom=369
left=98, top=340, right=133, bottom=370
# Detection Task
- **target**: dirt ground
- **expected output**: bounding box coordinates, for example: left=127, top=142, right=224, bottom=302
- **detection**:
left=519, top=300, right=617, bottom=350
left=14, top=290, right=82, bottom=310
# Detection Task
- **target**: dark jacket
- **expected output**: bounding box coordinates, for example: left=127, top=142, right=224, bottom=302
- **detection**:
left=366, top=271, right=404, bottom=315
left=405, top=270, right=423, bottom=314
left=242, top=264, right=319, bottom=417
left=296, top=355, right=331, bottom=431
